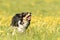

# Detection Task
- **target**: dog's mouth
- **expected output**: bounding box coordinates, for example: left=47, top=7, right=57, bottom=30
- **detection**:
left=23, top=13, right=31, bottom=21
left=27, top=15, right=31, bottom=21
left=23, top=15, right=31, bottom=21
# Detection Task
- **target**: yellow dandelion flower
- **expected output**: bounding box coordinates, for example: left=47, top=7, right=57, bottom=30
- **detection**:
left=0, top=30, right=4, bottom=33
left=57, top=37, right=60, bottom=40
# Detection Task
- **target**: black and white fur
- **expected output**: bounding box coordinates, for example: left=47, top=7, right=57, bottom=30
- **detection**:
left=11, top=12, right=31, bottom=33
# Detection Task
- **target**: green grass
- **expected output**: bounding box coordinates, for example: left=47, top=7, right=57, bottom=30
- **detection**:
left=0, top=0, right=60, bottom=40
left=0, top=24, right=60, bottom=40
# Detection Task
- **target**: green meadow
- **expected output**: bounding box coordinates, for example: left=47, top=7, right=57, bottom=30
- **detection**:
left=0, top=0, right=60, bottom=40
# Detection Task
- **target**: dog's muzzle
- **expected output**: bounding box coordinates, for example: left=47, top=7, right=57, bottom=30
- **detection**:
left=27, top=15, right=31, bottom=21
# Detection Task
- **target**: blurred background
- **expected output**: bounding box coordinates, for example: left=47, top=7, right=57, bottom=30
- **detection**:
left=0, top=0, right=60, bottom=40
left=0, top=0, right=60, bottom=16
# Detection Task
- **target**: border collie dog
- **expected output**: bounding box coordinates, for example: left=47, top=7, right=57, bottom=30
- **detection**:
left=11, top=12, right=31, bottom=33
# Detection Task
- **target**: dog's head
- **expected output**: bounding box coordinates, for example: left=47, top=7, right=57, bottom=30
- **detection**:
left=11, top=12, right=31, bottom=27
left=21, top=12, right=31, bottom=21
left=16, top=12, right=31, bottom=21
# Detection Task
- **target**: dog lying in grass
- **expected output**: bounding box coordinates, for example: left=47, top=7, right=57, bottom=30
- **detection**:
left=10, top=12, right=31, bottom=33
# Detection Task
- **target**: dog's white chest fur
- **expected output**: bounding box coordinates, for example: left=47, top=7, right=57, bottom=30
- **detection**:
left=18, top=20, right=28, bottom=32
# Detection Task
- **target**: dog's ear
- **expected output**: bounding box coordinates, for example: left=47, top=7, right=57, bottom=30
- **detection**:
left=21, top=12, right=26, bottom=17
left=29, top=12, right=32, bottom=15
left=27, top=12, right=32, bottom=14
left=30, top=12, right=32, bottom=14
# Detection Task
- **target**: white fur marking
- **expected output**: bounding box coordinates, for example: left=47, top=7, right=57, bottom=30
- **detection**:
left=18, top=20, right=28, bottom=32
